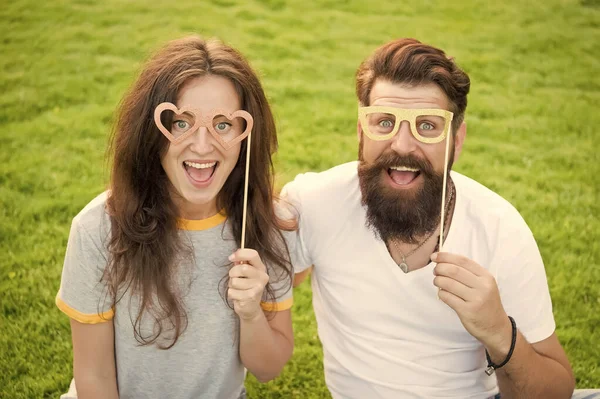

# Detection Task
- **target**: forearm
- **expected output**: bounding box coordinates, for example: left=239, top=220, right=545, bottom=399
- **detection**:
left=74, top=374, right=119, bottom=399
left=71, top=319, right=119, bottom=399
left=293, top=266, right=312, bottom=288
left=239, top=311, right=293, bottom=382
left=489, top=332, right=574, bottom=399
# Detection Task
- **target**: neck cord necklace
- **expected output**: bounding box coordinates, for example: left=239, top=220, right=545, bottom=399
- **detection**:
left=391, top=180, right=455, bottom=273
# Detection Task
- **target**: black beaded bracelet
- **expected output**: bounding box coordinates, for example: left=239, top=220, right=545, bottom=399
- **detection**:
left=485, top=316, right=517, bottom=376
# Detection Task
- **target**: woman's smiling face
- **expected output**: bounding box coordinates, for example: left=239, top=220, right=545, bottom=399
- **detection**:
left=160, top=75, right=243, bottom=219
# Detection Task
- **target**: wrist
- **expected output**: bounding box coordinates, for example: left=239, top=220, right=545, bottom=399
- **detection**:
left=482, top=314, right=513, bottom=361
left=238, top=308, right=265, bottom=323
left=484, top=315, right=517, bottom=375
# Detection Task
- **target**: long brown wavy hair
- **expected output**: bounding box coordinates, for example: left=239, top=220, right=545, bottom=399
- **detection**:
left=104, top=35, right=293, bottom=349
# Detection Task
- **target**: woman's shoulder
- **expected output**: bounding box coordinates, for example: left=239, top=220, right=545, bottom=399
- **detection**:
left=71, top=191, right=111, bottom=239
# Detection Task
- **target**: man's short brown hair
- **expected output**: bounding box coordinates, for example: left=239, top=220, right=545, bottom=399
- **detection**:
left=356, top=38, right=470, bottom=132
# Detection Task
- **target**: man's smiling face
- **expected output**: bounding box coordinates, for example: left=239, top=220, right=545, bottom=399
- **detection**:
left=357, top=79, right=466, bottom=242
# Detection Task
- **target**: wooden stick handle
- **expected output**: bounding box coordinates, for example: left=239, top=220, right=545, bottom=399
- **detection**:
left=439, top=130, right=451, bottom=252
left=240, top=132, right=252, bottom=249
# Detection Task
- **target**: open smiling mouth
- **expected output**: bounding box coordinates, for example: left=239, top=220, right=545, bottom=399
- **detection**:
left=387, top=165, right=421, bottom=186
left=183, top=161, right=218, bottom=184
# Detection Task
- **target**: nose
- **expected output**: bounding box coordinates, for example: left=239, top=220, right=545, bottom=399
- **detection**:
left=189, top=126, right=214, bottom=154
left=390, top=120, right=418, bottom=154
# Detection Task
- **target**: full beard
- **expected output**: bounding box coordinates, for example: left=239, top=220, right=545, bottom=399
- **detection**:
left=357, top=141, right=452, bottom=244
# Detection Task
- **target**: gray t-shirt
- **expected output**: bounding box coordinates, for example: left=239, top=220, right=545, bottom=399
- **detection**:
left=56, top=192, right=293, bottom=399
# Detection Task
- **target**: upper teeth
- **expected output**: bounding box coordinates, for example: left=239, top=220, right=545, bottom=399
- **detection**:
left=390, top=166, right=419, bottom=172
left=184, top=161, right=216, bottom=169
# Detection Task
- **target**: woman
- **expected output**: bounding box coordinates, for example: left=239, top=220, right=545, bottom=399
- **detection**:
left=56, top=35, right=294, bottom=399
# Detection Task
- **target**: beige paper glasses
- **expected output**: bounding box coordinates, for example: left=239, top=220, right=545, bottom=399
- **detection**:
left=154, top=102, right=254, bottom=248
left=358, top=106, right=454, bottom=251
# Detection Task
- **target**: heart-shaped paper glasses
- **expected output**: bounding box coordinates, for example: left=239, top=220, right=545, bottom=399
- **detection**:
left=154, top=102, right=254, bottom=248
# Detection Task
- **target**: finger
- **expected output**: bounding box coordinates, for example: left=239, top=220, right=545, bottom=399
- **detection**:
left=230, top=276, right=259, bottom=290
left=228, top=287, right=262, bottom=302
left=229, top=264, right=264, bottom=279
left=431, top=252, right=485, bottom=277
left=434, top=276, right=474, bottom=301
left=433, top=262, right=478, bottom=288
left=227, top=287, right=244, bottom=302
left=229, top=249, right=266, bottom=272
left=437, top=287, right=467, bottom=312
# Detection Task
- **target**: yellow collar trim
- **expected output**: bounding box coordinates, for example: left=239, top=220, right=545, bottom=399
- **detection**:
left=177, top=211, right=227, bottom=231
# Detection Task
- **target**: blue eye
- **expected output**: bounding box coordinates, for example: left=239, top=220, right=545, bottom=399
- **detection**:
left=379, top=119, right=394, bottom=128
left=215, top=121, right=232, bottom=133
left=418, top=122, right=435, bottom=130
left=173, top=120, right=189, bottom=130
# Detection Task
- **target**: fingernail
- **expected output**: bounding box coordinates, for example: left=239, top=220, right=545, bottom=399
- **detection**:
left=228, top=254, right=234, bottom=261
left=431, top=252, right=438, bottom=261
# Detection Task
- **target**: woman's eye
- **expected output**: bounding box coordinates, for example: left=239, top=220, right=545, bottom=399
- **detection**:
left=215, top=122, right=231, bottom=132
left=174, top=120, right=189, bottom=130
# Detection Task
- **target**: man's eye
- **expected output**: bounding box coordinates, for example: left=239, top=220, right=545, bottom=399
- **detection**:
left=379, top=120, right=393, bottom=128
left=418, top=122, right=434, bottom=130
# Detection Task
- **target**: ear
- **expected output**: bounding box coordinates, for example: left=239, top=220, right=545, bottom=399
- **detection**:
left=453, top=121, right=467, bottom=162
left=357, top=120, right=363, bottom=142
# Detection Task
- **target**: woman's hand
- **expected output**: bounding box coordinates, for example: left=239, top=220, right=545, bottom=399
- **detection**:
left=228, top=248, right=270, bottom=321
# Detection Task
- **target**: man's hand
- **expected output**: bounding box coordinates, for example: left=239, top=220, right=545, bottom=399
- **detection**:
left=228, top=249, right=270, bottom=322
left=432, top=252, right=512, bottom=356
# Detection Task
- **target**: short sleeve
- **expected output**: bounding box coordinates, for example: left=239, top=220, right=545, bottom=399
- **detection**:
left=495, top=216, right=556, bottom=344
left=56, top=214, right=113, bottom=324
left=260, top=261, right=294, bottom=312
left=279, top=177, right=313, bottom=273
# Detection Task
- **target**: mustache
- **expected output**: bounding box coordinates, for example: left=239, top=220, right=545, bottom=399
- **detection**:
left=370, top=152, right=435, bottom=177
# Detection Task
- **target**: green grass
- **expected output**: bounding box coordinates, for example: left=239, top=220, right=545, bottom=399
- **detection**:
left=1, top=0, right=599, bottom=397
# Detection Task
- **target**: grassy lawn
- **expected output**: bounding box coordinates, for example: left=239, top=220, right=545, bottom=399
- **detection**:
left=1, top=0, right=598, bottom=397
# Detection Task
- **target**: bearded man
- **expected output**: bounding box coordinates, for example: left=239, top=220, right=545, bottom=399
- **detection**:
left=282, top=38, right=587, bottom=399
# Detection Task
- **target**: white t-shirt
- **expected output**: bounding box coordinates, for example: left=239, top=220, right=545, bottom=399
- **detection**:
left=282, top=161, right=555, bottom=399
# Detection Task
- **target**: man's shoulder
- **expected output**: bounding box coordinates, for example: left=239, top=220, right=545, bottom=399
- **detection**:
left=279, top=161, right=361, bottom=223
left=453, top=171, right=526, bottom=227
left=283, top=161, right=359, bottom=199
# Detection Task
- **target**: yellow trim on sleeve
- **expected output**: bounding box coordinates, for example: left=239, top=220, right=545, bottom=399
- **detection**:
left=261, top=297, right=293, bottom=312
left=56, top=295, right=114, bottom=324
left=177, top=210, right=227, bottom=231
